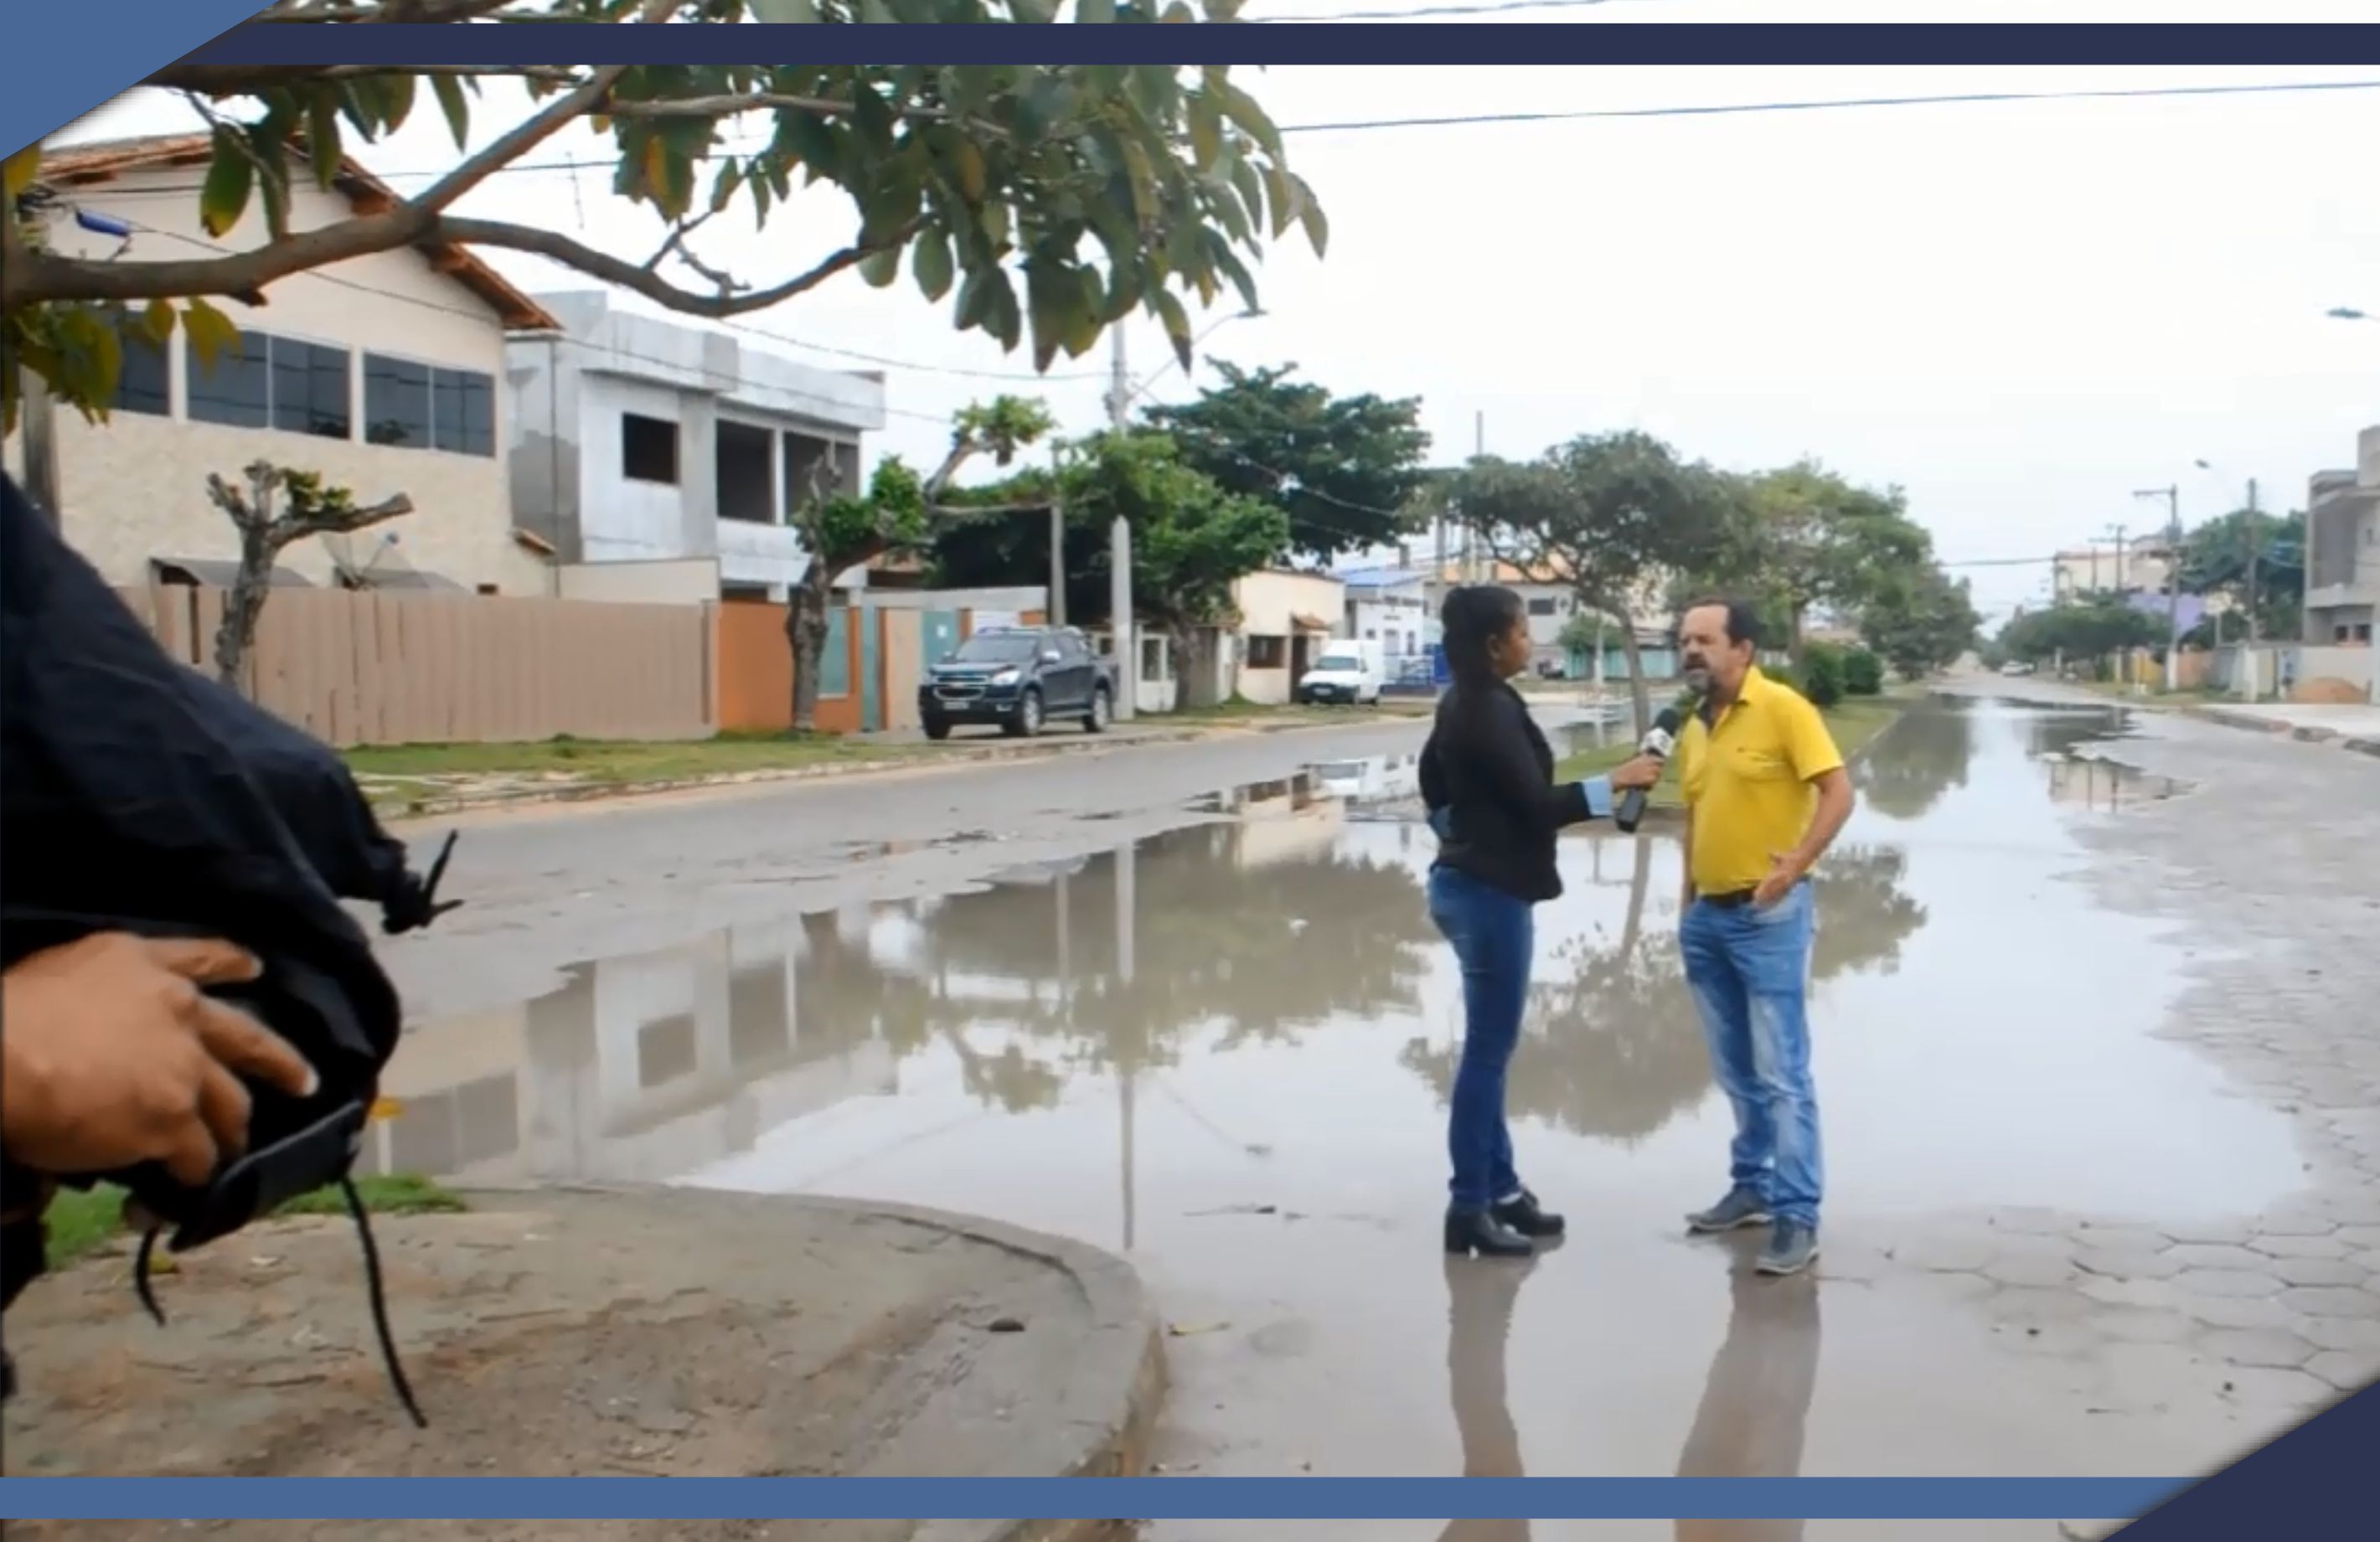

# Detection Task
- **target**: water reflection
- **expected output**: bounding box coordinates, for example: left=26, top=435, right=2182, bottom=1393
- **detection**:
left=1436, top=1255, right=1542, bottom=1542
left=378, top=801, right=1438, bottom=1187
left=1399, top=840, right=1927, bottom=1144
left=1675, top=1258, right=1822, bottom=1542
left=1855, top=702, right=1972, bottom=823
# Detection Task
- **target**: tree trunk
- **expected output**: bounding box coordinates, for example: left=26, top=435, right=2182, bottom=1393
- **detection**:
left=1616, top=620, right=1653, bottom=740
left=1170, top=621, right=1215, bottom=709
left=214, top=529, right=277, bottom=692
left=786, top=570, right=832, bottom=735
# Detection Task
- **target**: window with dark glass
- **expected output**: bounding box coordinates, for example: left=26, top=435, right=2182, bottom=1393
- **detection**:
left=364, top=357, right=494, bottom=456
left=364, top=355, right=431, bottom=447
left=273, top=340, right=352, bottom=439
left=111, top=317, right=170, bottom=418
left=439, top=369, right=494, bottom=456
left=186, top=332, right=271, bottom=428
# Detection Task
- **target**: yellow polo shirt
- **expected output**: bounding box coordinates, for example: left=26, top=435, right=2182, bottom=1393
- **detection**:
left=1677, top=668, right=1845, bottom=896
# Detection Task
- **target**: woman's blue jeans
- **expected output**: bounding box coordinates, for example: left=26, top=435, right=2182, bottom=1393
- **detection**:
left=1427, top=865, right=1534, bottom=1212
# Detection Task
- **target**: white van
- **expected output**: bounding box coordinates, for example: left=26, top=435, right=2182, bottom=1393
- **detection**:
left=1297, top=639, right=1386, bottom=705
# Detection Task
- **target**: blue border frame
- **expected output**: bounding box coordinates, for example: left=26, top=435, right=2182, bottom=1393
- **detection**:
left=4, top=7, right=2377, bottom=1534
left=0, top=1477, right=2182, bottom=1520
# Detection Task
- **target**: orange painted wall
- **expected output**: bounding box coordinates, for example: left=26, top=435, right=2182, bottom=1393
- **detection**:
left=715, top=598, right=867, bottom=735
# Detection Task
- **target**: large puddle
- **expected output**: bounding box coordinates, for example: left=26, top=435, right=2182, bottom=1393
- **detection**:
left=372, top=696, right=2303, bottom=1490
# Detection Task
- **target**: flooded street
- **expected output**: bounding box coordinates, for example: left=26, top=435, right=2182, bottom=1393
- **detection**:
left=372, top=694, right=2379, bottom=1535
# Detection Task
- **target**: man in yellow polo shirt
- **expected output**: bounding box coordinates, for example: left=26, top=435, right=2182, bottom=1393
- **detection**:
left=1672, top=597, right=1856, bottom=1277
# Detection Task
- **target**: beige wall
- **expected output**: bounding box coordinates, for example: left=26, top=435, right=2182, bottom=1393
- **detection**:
left=3, top=167, right=545, bottom=596
left=128, top=585, right=717, bottom=746
left=555, top=558, right=721, bottom=605
left=1234, top=570, right=1347, bottom=637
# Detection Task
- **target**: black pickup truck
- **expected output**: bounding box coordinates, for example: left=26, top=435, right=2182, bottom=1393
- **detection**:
left=918, top=625, right=1122, bottom=740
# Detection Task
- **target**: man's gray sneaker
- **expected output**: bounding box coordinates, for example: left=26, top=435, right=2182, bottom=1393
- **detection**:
left=1685, top=1188, right=1772, bottom=1234
left=1756, top=1220, right=1820, bottom=1276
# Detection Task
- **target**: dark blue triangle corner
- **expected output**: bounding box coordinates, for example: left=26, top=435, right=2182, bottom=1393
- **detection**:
left=2114, top=1374, right=2377, bottom=1538
left=3, top=3, right=273, bottom=157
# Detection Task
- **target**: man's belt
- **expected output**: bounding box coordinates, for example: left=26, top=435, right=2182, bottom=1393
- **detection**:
left=1696, top=878, right=1808, bottom=910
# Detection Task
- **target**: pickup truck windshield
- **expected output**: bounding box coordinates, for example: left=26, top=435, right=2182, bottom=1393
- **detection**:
left=951, top=634, right=1043, bottom=664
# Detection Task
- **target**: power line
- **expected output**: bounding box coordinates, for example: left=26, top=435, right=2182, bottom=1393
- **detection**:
left=1278, top=76, right=2380, bottom=134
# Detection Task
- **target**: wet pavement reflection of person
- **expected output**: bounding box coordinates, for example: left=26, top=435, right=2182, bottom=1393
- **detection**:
left=1436, top=1251, right=1544, bottom=1542
left=1675, top=1240, right=1823, bottom=1542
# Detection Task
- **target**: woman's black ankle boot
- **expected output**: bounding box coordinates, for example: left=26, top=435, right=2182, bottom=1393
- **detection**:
left=1444, top=1207, right=1534, bottom=1258
left=1492, top=1189, right=1565, bottom=1239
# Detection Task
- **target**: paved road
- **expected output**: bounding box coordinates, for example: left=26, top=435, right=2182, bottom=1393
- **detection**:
left=380, top=714, right=1442, bottom=1021
left=364, top=680, right=2380, bottom=1538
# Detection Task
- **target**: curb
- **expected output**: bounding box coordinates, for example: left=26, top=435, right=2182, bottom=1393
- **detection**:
left=460, top=1182, right=1164, bottom=1541
left=377, top=709, right=1428, bottom=823
left=2186, top=704, right=2380, bottom=756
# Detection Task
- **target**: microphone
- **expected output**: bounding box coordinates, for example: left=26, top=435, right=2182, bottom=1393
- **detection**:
left=1614, top=705, right=1685, bottom=833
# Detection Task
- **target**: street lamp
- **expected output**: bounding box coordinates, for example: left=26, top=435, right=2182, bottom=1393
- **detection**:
left=1101, top=307, right=1264, bottom=722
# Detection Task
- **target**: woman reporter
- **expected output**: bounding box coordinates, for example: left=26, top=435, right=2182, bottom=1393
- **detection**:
left=1421, top=586, right=1660, bottom=1259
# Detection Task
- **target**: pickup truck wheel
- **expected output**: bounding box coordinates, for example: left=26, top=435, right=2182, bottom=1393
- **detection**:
left=1005, top=689, right=1042, bottom=738
left=1083, top=686, right=1111, bottom=734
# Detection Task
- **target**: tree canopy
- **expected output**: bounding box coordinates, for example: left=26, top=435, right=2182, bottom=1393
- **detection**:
left=1142, top=360, right=1431, bottom=562
left=2178, top=506, right=2306, bottom=642
left=3, top=13, right=1322, bottom=427
left=1447, top=430, right=1734, bottom=730
left=1856, top=563, right=1981, bottom=681
left=1683, top=461, right=1933, bottom=653
left=1996, top=596, right=2162, bottom=668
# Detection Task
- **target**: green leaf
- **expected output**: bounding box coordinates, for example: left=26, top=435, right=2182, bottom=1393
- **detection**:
left=140, top=298, right=177, bottom=348
left=1292, top=173, right=1329, bottom=256
left=911, top=228, right=955, bottom=302
left=1261, top=162, right=1295, bottom=240
left=747, top=0, right=822, bottom=18
left=198, top=131, right=255, bottom=239
left=858, top=246, right=903, bottom=289
left=1212, top=78, right=1283, bottom=160
left=1187, top=95, right=1222, bottom=171
left=181, top=297, right=241, bottom=370
left=1012, top=0, right=1058, bottom=19
left=1149, top=286, right=1194, bottom=372
left=307, top=93, right=343, bottom=188
left=709, top=157, right=745, bottom=214
left=1076, top=0, right=1116, bottom=18
left=1229, top=157, right=1264, bottom=234
left=431, top=75, right=472, bottom=152
left=379, top=72, right=416, bottom=132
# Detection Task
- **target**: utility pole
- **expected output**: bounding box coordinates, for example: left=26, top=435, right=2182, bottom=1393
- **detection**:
left=1105, top=327, right=1135, bottom=719
left=1049, top=441, right=1066, bottom=628
left=2133, top=485, right=2181, bottom=693
left=2243, top=477, right=2261, bottom=701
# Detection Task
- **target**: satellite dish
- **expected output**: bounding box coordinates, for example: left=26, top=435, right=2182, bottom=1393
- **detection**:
left=321, top=530, right=414, bottom=590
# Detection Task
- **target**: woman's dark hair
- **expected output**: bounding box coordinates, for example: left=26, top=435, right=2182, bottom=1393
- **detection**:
left=1441, top=585, right=1526, bottom=683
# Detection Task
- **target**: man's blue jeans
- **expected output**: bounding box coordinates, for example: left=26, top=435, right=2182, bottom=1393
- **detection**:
left=1678, top=881, right=1823, bottom=1228
left=1427, top=866, right=1533, bottom=1212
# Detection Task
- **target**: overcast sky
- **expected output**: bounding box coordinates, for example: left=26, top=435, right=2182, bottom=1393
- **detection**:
left=57, top=13, right=2380, bottom=623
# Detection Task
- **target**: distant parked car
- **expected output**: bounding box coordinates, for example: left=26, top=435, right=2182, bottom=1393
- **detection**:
left=2000, top=660, right=2035, bottom=676
left=919, top=626, right=1118, bottom=740
left=1297, top=639, right=1386, bottom=705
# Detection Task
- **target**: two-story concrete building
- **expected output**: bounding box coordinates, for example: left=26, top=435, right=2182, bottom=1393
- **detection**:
left=4, top=135, right=559, bottom=595
left=505, top=291, right=888, bottom=603
left=2305, top=425, right=2380, bottom=649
